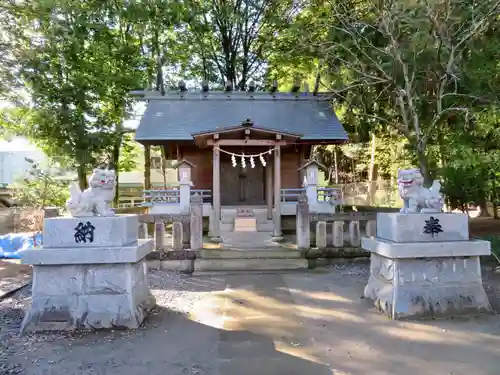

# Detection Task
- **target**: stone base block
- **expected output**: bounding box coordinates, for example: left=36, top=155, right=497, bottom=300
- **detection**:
left=43, top=215, right=138, bottom=248
left=376, top=212, right=469, bottom=242
left=22, top=240, right=153, bottom=265
left=364, top=253, right=492, bottom=319
left=362, top=237, right=490, bottom=258
left=21, top=259, right=156, bottom=333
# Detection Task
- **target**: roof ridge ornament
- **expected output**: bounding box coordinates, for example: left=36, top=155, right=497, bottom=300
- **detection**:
left=242, top=118, right=253, bottom=127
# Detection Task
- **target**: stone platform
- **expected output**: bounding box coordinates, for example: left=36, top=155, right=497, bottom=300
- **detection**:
left=363, top=212, right=492, bottom=320
left=21, top=215, right=156, bottom=333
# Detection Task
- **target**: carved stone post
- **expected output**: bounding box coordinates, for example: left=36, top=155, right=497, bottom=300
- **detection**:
left=179, top=181, right=192, bottom=214
left=172, top=221, right=183, bottom=251
left=316, top=221, right=327, bottom=249
left=296, top=193, right=310, bottom=249
left=190, top=193, right=203, bottom=250
left=365, top=220, right=377, bottom=238
left=138, top=222, right=148, bottom=239
left=332, top=221, right=344, bottom=247
left=154, top=221, right=165, bottom=251
left=349, top=221, right=361, bottom=247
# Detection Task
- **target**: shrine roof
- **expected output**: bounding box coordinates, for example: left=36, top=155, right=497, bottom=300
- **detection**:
left=134, top=91, right=348, bottom=143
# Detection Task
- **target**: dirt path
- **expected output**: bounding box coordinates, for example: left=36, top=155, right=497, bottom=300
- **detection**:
left=0, top=260, right=31, bottom=299
left=1, top=266, right=500, bottom=375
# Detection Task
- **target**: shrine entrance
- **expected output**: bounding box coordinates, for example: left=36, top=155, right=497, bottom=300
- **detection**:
left=192, top=120, right=303, bottom=241
left=220, top=152, right=266, bottom=206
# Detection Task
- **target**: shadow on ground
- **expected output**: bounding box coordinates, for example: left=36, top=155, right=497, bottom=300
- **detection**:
left=3, top=304, right=331, bottom=375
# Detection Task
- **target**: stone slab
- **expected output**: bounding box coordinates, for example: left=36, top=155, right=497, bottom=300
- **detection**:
left=194, top=258, right=308, bottom=272
left=364, top=253, right=492, bottom=319
left=21, top=239, right=154, bottom=265
left=43, top=215, right=138, bottom=248
left=234, top=218, right=257, bottom=232
left=376, top=212, right=469, bottom=243
left=362, top=237, right=490, bottom=258
left=21, top=259, right=156, bottom=332
left=160, top=259, right=194, bottom=273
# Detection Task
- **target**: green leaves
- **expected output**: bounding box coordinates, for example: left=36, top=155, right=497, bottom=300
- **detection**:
left=1, top=0, right=147, bottom=185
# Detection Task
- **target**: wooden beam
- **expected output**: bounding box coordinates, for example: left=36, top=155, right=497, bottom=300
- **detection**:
left=211, top=143, right=221, bottom=240
left=206, top=139, right=287, bottom=146
left=273, top=145, right=282, bottom=239
left=144, top=145, right=151, bottom=190
left=266, top=161, right=273, bottom=220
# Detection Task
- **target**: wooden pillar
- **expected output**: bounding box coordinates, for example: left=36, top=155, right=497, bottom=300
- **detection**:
left=273, top=144, right=283, bottom=239
left=266, top=159, right=273, bottom=220
left=211, top=143, right=221, bottom=241
left=144, top=144, right=151, bottom=190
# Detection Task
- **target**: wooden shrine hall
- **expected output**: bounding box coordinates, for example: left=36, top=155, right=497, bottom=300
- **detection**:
left=132, top=85, right=348, bottom=241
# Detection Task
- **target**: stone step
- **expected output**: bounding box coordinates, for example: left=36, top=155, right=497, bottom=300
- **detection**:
left=221, top=216, right=235, bottom=224
left=256, top=221, right=274, bottom=231
left=193, top=269, right=307, bottom=276
left=234, top=218, right=257, bottom=232
left=194, top=258, right=308, bottom=273
left=220, top=223, right=234, bottom=231
left=200, top=249, right=302, bottom=259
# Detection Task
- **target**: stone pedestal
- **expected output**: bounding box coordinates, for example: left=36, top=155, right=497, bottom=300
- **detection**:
left=362, top=212, right=492, bottom=320
left=21, top=215, right=156, bottom=333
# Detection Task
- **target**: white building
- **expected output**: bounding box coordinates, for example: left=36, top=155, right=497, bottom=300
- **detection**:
left=0, top=138, right=47, bottom=186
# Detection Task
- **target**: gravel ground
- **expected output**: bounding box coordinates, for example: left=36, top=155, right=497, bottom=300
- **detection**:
left=284, top=263, right=500, bottom=375
left=1, top=262, right=500, bottom=375
left=0, top=269, right=224, bottom=375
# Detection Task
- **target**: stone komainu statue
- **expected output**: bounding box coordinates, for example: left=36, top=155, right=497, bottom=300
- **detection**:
left=66, top=168, right=117, bottom=217
left=397, top=168, right=444, bottom=213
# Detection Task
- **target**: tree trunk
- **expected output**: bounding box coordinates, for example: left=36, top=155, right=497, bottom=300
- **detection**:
left=478, top=168, right=491, bottom=217
left=478, top=197, right=490, bottom=217
left=416, top=148, right=432, bottom=186
left=367, top=133, right=377, bottom=205
left=112, top=136, right=122, bottom=207
left=492, top=177, right=499, bottom=219
left=77, top=164, right=87, bottom=191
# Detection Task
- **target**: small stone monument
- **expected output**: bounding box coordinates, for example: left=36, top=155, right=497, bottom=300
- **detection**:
left=20, top=168, right=156, bottom=333
left=362, top=168, right=492, bottom=319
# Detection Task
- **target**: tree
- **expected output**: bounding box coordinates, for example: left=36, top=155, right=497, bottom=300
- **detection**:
left=291, top=0, right=500, bottom=185
left=2, top=0, right=147, bottom=189
left=173, top=0, right=299, bottom=88
left=12, top=159, right=69, bottom=209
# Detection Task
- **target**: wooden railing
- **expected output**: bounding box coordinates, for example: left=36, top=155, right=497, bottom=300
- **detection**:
left=281, top=188, right=306, bottom=203
left=191, top=189, right=212, bottom=204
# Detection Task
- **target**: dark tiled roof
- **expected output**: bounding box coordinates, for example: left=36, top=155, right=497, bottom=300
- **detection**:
left=134, top=91, right=348, bottom=142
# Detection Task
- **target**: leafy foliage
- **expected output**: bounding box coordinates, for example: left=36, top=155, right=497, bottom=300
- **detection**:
left=1, top=0, right=500, bottom=216
left=12, top=161, right=69, bottom=209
